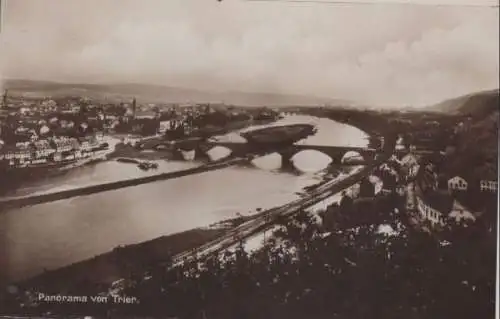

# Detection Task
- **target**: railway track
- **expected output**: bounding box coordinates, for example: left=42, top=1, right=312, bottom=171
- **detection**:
left=171, top=164, right=373, bottom=266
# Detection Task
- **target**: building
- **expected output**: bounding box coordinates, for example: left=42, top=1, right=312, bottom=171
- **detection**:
left=34, top=140, right=55, bottom=157
left=408, top=164, right=420, bottom=178
left=53, top=137, right=78, bottom=152
left=448, top=176, right=468, bottom=192
left=80, top=140, right=96, bottom=152
left=159, top=120, right=173, bottom=134
left=414, top=184, right=456, bottom=227
left=400, top=153, right=420, bottom=179
left=416, top=196, right=445, bottom=226
left=415, top=179, right=480, bottom=228
left=480, top=180, right=497, bottom=192
left=134, top=110, right=157, bottom=119
left=448, top=200, right=476, bottom=223
left=401, top=153, right=418, bottom=167
left=379, top=163, right=398, bottom=178
left=395, top=135, right=406, bottom=151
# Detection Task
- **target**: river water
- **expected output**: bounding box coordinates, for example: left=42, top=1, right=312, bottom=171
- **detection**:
left=0, top=115, right=368, bottom=283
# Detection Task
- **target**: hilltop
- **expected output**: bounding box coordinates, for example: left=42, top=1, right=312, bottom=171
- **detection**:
left=431, top=88, right=499, bottom=118
left=2, top=79, right=353, bottom=107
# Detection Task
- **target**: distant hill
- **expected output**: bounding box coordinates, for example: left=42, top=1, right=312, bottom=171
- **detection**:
left=431, top=88, right=499, bottom=117
left=2, top=79, right=353, bottom=107
left=433, top=89, right=499, bottom=181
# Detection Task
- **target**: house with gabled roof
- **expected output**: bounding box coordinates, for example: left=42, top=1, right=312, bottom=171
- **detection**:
left=448, top=175, right=468, bottom=192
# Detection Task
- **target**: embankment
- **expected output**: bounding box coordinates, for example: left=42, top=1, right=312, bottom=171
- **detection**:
left=0, top=157, right=244, bottom=210
left=14, top=228, right=226, bottom=294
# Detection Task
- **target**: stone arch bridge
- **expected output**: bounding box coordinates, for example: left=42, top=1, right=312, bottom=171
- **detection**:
left=164, top=140, right=380, bottom=169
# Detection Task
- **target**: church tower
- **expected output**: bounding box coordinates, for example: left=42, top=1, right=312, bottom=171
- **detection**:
left=132, top=97, right=137, bottom=118
left=1, top=90, right=7, bottom=109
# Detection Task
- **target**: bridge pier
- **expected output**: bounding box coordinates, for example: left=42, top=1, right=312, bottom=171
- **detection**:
left=328, top=154, right=343, bottom=166
left=279, top=148, right=297, bottom=172
left=363, top=152, right=376, bottom=162
left=194, top=145, right=211, bottom=161
left=172, top=148, right=186, bottom=161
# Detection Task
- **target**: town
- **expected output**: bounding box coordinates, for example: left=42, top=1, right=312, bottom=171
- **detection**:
left=0, top=89, right=280, bottom=190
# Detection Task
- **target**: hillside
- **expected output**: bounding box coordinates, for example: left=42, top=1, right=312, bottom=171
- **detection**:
left=432, top=88, right=499, bottom=118
left=2, top=79, right=353, bottom=107
left=453, top=112, right=498, bottom=180
left=433, top=89, right=499, bottom=181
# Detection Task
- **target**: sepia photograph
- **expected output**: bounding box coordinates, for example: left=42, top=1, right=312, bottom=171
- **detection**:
left=0, top=0, right=498, bottom=318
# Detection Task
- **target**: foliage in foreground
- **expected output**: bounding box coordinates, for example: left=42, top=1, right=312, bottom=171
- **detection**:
left=118, top=197, right=496, bottom=319
left=5, top=193, right=495, bottom=319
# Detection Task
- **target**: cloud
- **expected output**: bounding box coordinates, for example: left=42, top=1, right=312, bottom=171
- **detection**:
left=0, top=0, right=498, bottom=106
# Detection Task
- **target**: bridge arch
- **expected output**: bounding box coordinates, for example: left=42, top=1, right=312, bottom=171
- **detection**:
left=205, top=145, right=233, bottom=161
left=179, top=149, right=196, bottom=161
left=291, top=150, right=333, bottom=173
left=251, top=152, right=283, bottom=171
left=341, top=151, right=365, bottom=164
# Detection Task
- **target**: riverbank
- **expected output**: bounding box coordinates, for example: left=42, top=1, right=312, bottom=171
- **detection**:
left=10, top=211, right=259, bottom=293
left=12, top=227, right=227, bottom=295
left=290, top=107, right=389, bottom=148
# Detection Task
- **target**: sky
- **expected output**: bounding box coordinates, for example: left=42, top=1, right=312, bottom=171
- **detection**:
left=0, top=0, right=498, bottom=107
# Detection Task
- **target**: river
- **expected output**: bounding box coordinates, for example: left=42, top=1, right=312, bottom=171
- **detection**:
left=0, top=115, right=368, bottom=283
